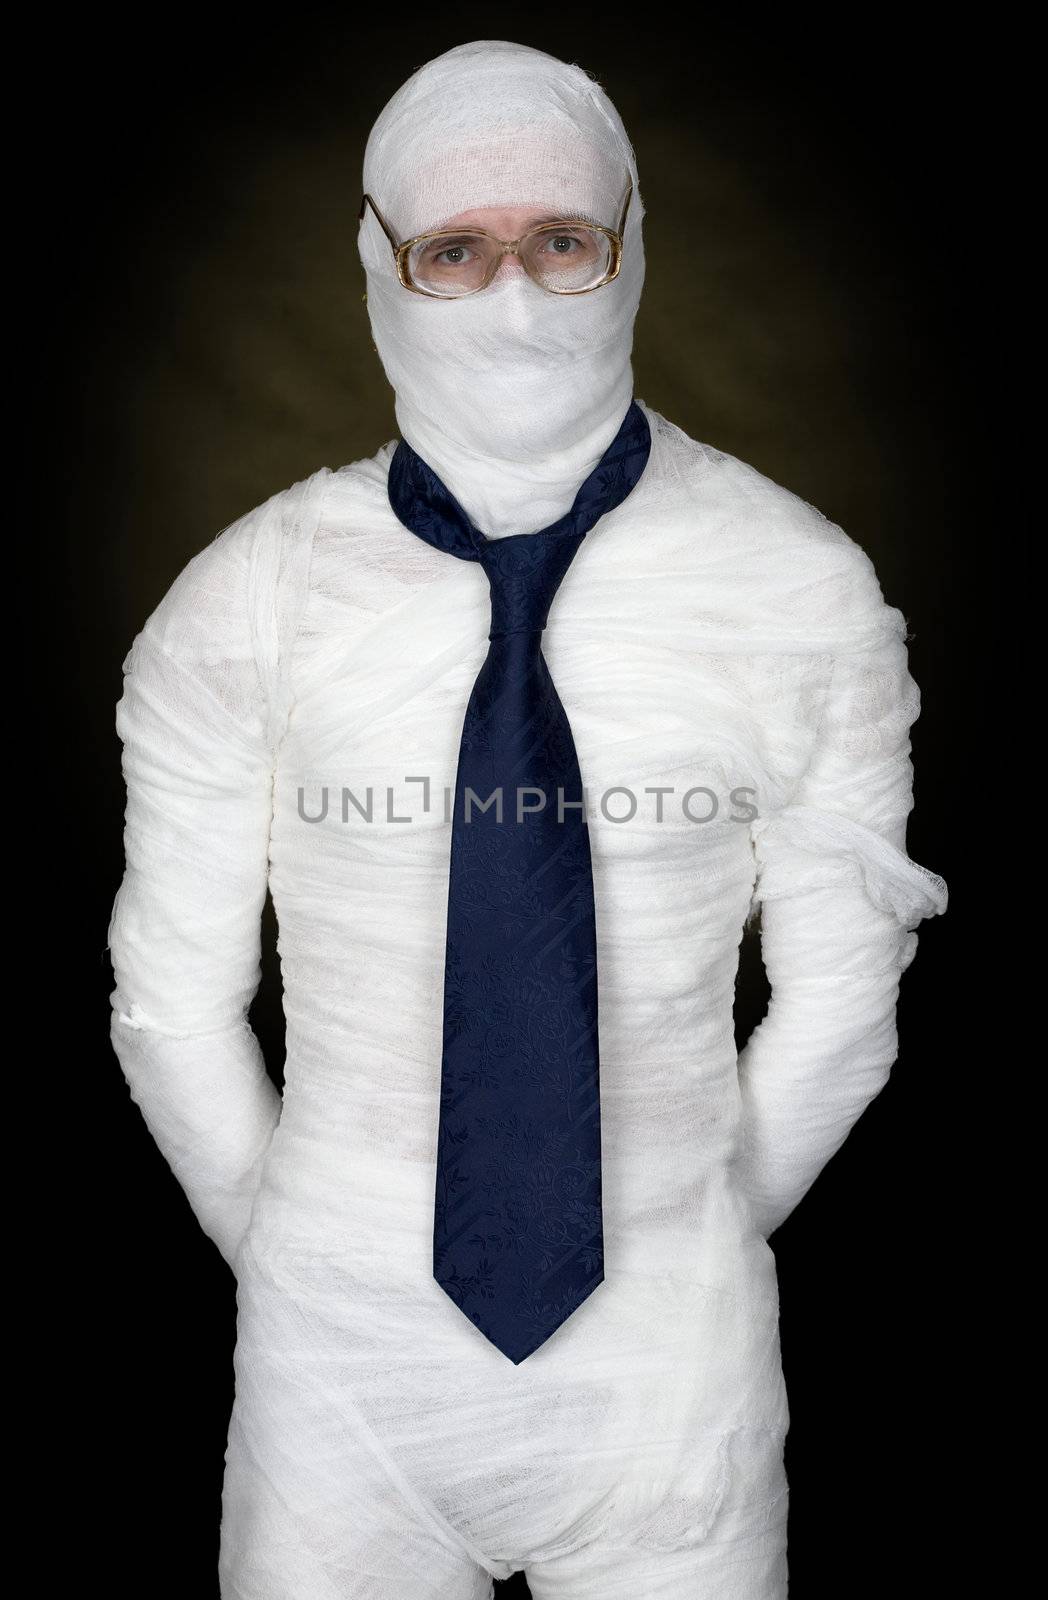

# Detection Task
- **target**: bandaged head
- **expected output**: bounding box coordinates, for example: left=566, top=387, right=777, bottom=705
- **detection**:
left=357, top=40, right=646, bottom=539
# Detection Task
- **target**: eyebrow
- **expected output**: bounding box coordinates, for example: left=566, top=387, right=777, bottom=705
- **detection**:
left=534, top=211, right=602, bottom=227
left=434, top=210, right=604, bottom=234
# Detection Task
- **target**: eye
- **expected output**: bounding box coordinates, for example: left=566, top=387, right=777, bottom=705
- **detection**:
left=544, top=233, right=582, bottom=255
left=434, top=242, right=478, bottom=267
left=532, top=228, right=602, bottom=266
left=414, top=235, right=484, bottom=271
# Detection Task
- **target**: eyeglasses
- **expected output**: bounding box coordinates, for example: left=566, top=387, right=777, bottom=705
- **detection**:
left=358, top=176, right=633, bottom=299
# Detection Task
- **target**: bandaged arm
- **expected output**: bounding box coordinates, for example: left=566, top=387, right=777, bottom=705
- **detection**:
left=106, top=516, right=281, bottom=1270
left=736, top=582, right=948, bottom=1240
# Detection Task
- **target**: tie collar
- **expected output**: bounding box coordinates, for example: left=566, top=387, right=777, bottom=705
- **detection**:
left=387, top=398, right=653, bottom=563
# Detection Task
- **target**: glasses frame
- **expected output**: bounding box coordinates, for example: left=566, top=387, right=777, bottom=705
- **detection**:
left=357, top=175, right=633, bottom=298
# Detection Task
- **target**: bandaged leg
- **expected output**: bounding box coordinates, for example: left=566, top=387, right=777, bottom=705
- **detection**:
left=526, top=1427, right=789, bottom=1599
left=219, top=1239, right=504, bottom=1600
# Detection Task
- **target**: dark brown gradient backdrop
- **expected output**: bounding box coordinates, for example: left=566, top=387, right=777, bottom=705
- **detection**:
left=35, top=13, right=1003, bottom=1599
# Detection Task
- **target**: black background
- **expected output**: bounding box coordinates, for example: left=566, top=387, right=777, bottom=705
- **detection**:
left=30, top=10, right=1012, bottom=1597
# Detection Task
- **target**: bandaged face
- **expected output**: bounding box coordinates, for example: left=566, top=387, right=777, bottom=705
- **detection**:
left=358, top=40, right=646, bottom=539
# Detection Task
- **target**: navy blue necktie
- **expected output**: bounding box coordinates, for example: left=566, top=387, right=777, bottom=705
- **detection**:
left=387, top=399, right=652, bottom=1363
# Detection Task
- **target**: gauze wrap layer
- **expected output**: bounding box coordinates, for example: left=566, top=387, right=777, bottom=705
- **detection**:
left=107, top=404, right=947, bottom=1589
left=358, top=40, right=644, bottom=539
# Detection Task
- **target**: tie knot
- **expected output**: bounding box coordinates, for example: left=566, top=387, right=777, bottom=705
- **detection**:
left=479, top=531, right=587, bottom=639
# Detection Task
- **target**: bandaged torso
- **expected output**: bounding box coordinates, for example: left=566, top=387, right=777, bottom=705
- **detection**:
left=107, top=399, right=946, bottom=1559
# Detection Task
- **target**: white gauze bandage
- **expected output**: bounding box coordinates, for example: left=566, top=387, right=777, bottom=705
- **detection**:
left=357, top=39, right=646, bottom=539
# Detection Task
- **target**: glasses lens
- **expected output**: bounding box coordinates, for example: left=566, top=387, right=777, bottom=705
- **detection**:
left=405, top=224, right=613, bottom=297
left=522, top=225, right=613, bottom=293
left=406, top=232, right=499, bottom=297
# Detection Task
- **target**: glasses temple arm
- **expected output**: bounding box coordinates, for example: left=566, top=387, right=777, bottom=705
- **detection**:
left=358, top=194, right=403, bottom=256
left=617, top=175, right=634, bottom=239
